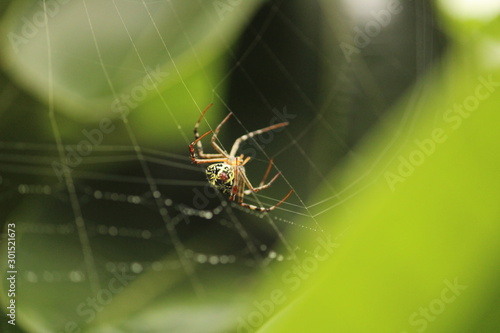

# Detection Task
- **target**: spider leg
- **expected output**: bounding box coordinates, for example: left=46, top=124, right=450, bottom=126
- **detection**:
left=238, top=167, right=292, bottom=211
left=241, top=156, right=251, bottom=166
left=237, top=172, right=245, bottom=204
left=229, top=164, right=240, bottom=202
left=210, top=112, right=233, bottom=156
left=240, top=166, right=280, bottom=195
left=238, top=189, right=293, bottom=212
left=258, top=159, right=274, bottom=187
left=192, top=103, right=228, bottom=159
left=190, top=130, right=219, bottom=163
left=192, top=103, right=212, bottom=158
left=229, top=121, right=289, bottom=157
left=243, top=171, right=281, bottom=195
left=191, top=157, right=229, bottom=165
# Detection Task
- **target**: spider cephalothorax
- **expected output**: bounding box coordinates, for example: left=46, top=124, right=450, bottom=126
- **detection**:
left=189, top=104, right=292, bottom=212
left=206, top=162, right=234, bottom=194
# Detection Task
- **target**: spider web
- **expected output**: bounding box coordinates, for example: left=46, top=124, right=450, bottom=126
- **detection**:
left=0, top=0, right=444, bottom=332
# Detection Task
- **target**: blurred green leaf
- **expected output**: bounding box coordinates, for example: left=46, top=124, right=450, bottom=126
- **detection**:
left=0, top=0, right=264, bottom=144
left=258, top=7, right=500, bottom=333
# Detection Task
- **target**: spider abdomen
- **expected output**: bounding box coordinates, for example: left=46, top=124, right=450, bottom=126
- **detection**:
left=206, top=162, right=235, bottom=194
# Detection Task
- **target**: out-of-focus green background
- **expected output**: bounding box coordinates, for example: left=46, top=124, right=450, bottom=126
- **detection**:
left=1, top=0, right=499, bottom=332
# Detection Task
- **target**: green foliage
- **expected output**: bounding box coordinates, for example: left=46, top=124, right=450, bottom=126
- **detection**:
left=259, top=5, right=500, bottom=333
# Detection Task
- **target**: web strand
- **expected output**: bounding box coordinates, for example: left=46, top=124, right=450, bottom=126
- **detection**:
left=42, top=0, right=101, bottom=295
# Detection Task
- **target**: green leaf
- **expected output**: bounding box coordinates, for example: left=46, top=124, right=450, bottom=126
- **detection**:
left=0, top=0, right=264, bottom=145
left=258, top=21, right=500, bottom=333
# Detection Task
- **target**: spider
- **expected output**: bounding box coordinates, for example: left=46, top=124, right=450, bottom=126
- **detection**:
left=189, top=104, right=292, bottom=212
